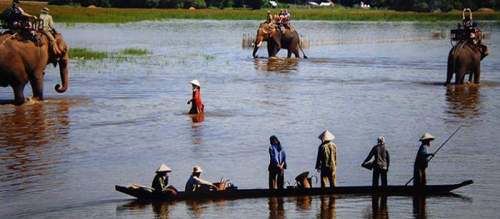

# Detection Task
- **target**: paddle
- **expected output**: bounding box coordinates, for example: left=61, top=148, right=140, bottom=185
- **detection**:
left=404, top=126, right=462, bottom=186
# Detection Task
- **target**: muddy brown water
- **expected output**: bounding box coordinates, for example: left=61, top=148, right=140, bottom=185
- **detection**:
left=1, top=20, right=499, bottom=218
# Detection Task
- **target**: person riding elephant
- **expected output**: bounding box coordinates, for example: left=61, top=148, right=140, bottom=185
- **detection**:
left=0, top=30, right=69, bottom=105
left=2, top=0, right=37, bottom=29
left=39, top=7, right=62, bottom=56
left=252, top=22, right=307, bottom=59
left=445, top=41, right=488, bottom=85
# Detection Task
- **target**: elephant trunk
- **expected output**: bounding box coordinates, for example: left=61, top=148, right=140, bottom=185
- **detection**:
left=252, top=28, right=266, bottom=58
left=253, top=37, right=264, bottom=58
left=252, top=41, right=261, bottom=58
left=55, top=53, right=69, bottom=93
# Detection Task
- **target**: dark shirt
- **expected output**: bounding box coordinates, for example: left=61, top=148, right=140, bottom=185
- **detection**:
left=363, top=144, right=390, bottom=170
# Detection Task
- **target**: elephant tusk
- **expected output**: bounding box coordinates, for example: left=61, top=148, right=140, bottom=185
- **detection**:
left=257, top=41, right=263, bottom=48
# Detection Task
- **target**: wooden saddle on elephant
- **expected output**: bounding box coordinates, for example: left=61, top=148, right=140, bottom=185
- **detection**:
left=450, top=8, right=483, bottom=45
left=14, top=29, right=44, bottom=46
left=0, top=28, right=40, bottom=45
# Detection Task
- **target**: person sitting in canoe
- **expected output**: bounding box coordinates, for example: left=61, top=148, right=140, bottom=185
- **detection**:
left=185, top=166, right=219, bottom=193
left=152, top=164, right=178, bottom=195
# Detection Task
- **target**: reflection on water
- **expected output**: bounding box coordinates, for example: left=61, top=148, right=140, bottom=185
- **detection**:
left=116, top=200, right=176, bottom=219
left=186, top=199, right=228, bottom=218
left=189, top=114, right=204, bottom=146
left=412, top=195, right=427, bottom=219
left=254, top=58, right=300, bottom=73
left=445, top=85, right=482, bottom=122
left=269, top=197, right=285, bottom=218
left=367, top=195, right=388, bottom=219
left=295, top=195, right=312, bottom=211
left=151, top=201, right=174, bottom=219
left=319, top=195, right=336, bottom=219
left=0, top=101, right=72, bottom=195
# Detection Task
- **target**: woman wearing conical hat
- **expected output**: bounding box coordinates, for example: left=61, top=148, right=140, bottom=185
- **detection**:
left=315, top=130, right=337, bottom=187
left=187, top=79, right=204, bottom=114
left=151, top=164, right=177, bottom=195
left=413, top=133, right=435, bottom=187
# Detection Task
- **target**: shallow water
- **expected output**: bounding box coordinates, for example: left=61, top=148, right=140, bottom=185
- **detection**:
left=1, top=20, right=500, bottom=218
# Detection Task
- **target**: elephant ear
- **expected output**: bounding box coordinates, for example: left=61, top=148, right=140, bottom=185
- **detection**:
left=480, top=44, right=489, bottom=60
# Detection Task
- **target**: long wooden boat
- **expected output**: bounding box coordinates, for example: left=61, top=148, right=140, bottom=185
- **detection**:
left=115, top=180, right=473, bottom=201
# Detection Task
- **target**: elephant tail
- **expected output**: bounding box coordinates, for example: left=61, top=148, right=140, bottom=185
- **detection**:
left=299, top=41, right=308, bottom=59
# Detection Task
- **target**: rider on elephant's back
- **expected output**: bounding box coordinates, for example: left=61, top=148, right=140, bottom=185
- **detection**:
left=2, top=0, right=37, bottom=29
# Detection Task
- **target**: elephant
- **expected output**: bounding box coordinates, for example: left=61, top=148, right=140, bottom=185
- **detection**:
left=445, top=41, right=488, bottom=85
left=0, top=30, right=68, bottom=105
left=252, top=22, right=307, bottom=59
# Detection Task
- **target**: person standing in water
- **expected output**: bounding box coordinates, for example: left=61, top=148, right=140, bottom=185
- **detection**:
left=187, top=79, right=204, bottom=114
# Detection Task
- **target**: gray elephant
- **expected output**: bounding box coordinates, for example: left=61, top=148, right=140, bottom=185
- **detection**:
left=252, top=22, right=307, bottom=59
left=0, top=31, right=69, bottom=105
left=445, top=41, right=488, bottom=85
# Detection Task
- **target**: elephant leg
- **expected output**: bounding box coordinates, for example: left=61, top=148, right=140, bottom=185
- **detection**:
left=268, top=46, right=276, bottom=58
left=29, top=70, right=45, bottom=101
left=12, top=84, right=25, bottom=105
left=455, top=64, right=468, bottom=85
left=474, top=64, right=481, bottom=84
left=445, top=52, right=454, bottom=85
left=287, top=49, right=292, bottom=58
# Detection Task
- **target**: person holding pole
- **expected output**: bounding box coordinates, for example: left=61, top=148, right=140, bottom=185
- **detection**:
left=413, top=133, right=435, bottom=187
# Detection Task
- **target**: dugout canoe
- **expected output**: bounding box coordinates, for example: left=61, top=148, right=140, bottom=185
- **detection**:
left=115, top=180, right=473, bottom=201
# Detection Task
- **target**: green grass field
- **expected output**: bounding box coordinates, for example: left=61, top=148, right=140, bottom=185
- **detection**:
left=4, top=4, right=499, bottom=23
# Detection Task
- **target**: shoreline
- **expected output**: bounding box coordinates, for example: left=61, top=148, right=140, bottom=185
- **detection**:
left=1, top=3, right=499, bottom=23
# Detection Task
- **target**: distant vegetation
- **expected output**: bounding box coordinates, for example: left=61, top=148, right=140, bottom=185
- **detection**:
left=42, top=0, right=500, bottom=12
left=2, top=3, right=499, bottom=23
left=69, top=47, right=151, bottom=60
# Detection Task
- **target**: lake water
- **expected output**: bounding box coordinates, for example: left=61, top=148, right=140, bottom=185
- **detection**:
left=1, top=20, right=499, bottom=218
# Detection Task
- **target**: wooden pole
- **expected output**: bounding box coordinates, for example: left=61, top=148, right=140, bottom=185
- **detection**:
left=405, top=126, right=462, bottom=186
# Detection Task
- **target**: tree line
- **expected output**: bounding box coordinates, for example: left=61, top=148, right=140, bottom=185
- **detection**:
left=45, top=0, right=500, bottom=11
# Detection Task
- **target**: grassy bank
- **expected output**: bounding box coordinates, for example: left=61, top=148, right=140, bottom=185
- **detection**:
left=2, top=4, right=499, bottom=23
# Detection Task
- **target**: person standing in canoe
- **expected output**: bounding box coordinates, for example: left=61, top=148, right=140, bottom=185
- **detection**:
left=414, top=133, right=435, bottom=186
left=185, top=165, right=219, bottom=192
left=268, top=135, right=287, bottom=190
left=187, top=79, right=204, bottom=114
left=362, top=136, right=390, bottom=187
left=151, top=164, right=177, bottom=195
left=315, top=130, right=337, bottom=187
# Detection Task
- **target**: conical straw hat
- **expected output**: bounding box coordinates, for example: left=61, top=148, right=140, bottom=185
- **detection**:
left=189, top=79, right=201, bottom=87
left=419, top=132, right=435, bottom=141
left=156, top=164, right=172, bottom=173
left=318, top=130, right=335, bottom=141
